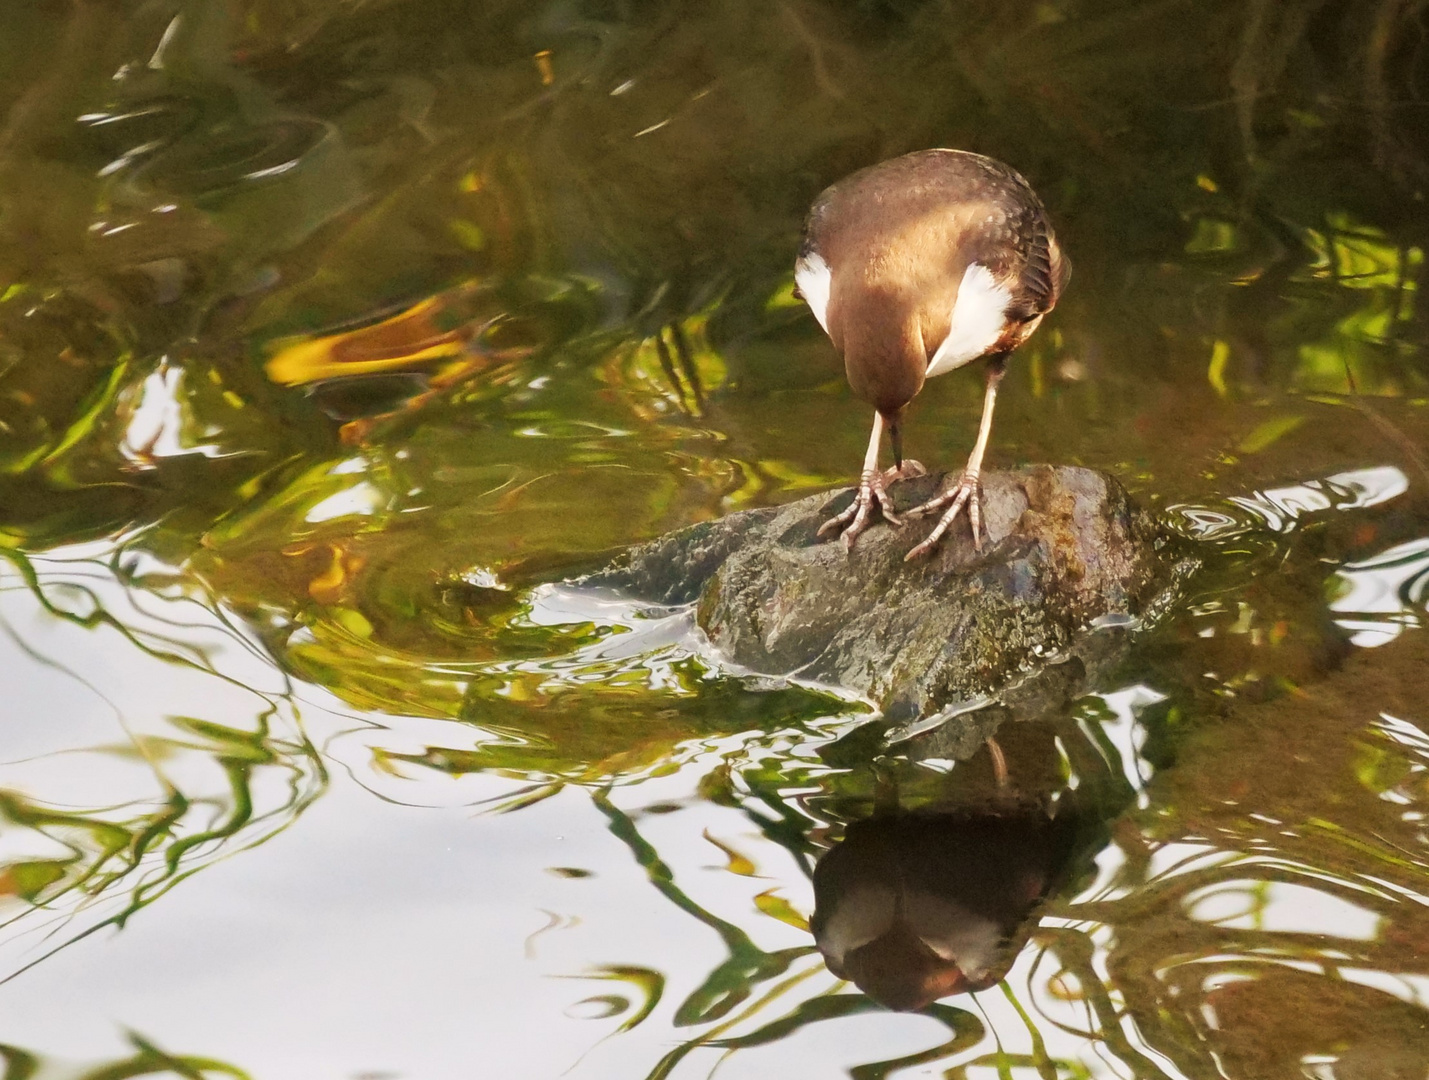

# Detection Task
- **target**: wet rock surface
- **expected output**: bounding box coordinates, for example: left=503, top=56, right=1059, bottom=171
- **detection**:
left=581, top=466, right=1184, bottom=737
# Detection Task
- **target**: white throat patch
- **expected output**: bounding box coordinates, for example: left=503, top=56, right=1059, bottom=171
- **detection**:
left=795, top=252, right=833, bottom=335
left=926, top=262, right=1011, bottom=377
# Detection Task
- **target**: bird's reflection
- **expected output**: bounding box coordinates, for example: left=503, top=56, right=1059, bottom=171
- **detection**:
left=811, top=805, right=1079, bottom=1009
left=810, top=726, right=1100, bottom=1011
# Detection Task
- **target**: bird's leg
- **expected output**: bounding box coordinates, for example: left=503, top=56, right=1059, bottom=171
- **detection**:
left=904, top=355, right=1007, bottom=561
left=886, top=410, right=926, bottom=482
left=819, top=411, right=915, bottom=549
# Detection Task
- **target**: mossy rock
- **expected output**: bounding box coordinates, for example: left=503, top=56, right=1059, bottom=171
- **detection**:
left=582, top=466, right=1186, bottom=748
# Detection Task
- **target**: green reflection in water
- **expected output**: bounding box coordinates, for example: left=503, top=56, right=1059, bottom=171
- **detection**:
left=0, top=542, right=326, bottom=981
left=0, top=1034, right=251, bottom=1080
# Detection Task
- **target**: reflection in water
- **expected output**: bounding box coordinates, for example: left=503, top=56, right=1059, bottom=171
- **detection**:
left=0, top=1035, right=250, bottom=1080
left=3, top=498, right=1429, bottom=1076
left=263, top=283, right=550, bottom=445
left=0, top=542, right=326, bottom=979
left=809, top=721, right=1116, bottom=1012
left=519, top=574, right=1429, bottom=1076
left=119, top=361, right=246, bottom=468
left=1331, top=536, right=1429, bottom=648
left=1024, top=627, right=1429, bottom=1080
left=1167, top=465, right=1410, bottom=541
left=1230, top=466, right=1412, bottom=534
left=811, top=808, right=1082, bottom=1010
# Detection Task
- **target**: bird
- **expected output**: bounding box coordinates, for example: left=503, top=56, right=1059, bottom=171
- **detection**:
left=794, top=149, right=1070, bottom=559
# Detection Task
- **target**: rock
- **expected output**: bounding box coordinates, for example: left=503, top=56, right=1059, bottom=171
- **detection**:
left=580, top=505, right=781, bottom=608
left=580, top=465, right=1184, bottom=736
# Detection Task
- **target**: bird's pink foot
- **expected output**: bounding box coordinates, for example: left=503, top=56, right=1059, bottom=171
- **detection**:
left=820, top=460, right=926, bottom=550
left=903, top=469, right=984, bottom=560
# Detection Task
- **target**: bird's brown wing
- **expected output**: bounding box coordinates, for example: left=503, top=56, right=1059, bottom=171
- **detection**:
left=1005, top=208, right=1070, bottom=323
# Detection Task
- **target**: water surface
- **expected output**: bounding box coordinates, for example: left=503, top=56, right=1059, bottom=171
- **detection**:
left=2, top=1, right=1429, bottom=1076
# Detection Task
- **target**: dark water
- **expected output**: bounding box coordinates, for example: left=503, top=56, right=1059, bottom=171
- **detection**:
left=2, top=1, right=1429, bottom=1076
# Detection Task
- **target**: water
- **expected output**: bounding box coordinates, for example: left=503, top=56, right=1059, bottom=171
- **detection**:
left=1, top=1, right=1428, bottom=1076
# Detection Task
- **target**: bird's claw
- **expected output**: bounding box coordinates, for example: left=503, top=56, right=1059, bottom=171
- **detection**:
left=818, top=470, right=898, bottom=550
left=903, top=470, right=983, bottom=561
left=819, top=460, right=925, bottom=550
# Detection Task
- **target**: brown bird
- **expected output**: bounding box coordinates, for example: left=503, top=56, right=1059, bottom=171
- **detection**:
left=795, top=149, right=1070, bottom=558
